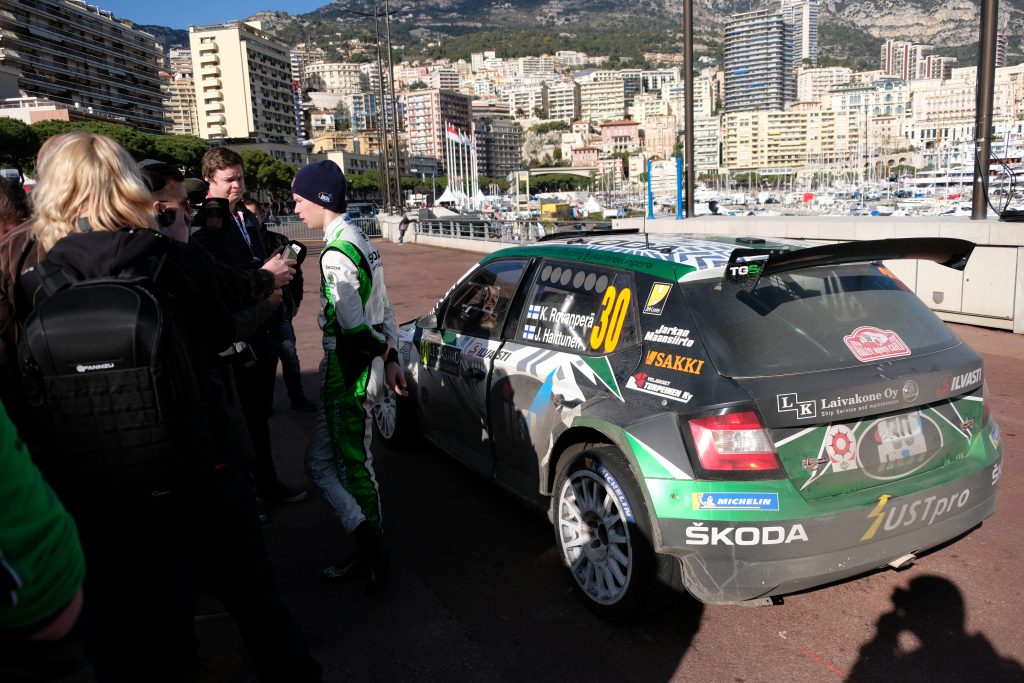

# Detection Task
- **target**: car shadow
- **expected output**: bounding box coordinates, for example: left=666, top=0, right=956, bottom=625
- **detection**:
left=846, top=574, right=1024, bottom=682
left=374, top=423, right=705, bottom=681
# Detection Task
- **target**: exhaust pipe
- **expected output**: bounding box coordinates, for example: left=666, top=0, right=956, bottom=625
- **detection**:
left=888, top=553, right=917, bottom=570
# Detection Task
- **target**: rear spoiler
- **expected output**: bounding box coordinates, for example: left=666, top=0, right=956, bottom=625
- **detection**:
left=537, top=227, right=639, bottom=243
left=724, top=237, right=975, bottom=290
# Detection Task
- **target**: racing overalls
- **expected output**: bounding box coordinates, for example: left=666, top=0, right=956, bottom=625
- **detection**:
left=305, top=214, right=397, bottom=534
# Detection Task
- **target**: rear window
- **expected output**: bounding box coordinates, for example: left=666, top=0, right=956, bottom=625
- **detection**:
left=681, top=263, right=959, bottom=377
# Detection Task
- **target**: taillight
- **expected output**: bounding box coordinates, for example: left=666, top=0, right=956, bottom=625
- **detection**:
left=688, top=410, right=782, bottom=472
left=982, top=381, right=990, bottom=426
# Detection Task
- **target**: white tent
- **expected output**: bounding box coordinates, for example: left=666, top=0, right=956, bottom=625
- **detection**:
left=582, top=196, right=603, bottom=216
left=435, top=186, right=458, bottom=204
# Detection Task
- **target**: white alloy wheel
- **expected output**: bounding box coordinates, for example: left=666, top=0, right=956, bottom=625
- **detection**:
left=557, top=467, right=633, bottom=605
left=372, top=388, right=396, bottom=440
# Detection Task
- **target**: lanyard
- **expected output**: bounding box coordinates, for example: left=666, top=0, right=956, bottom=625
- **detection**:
left=233, top=211, right=252, bottom=248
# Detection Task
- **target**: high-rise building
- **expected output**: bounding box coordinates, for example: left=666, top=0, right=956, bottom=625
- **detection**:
left=189, top=21, right=294, bottom=143
left=162, top=73, right=199, bottom=136
left=781, top=0, right=819, bottom=68
left=996, top=31, right=1008, bottom=69
left=724, top=9, right=795, bottom=112
left=0, top=0, right=165, bottom=132
left=402, top=88, right=472, bottom=166
left=473, top=118, right=523, bottom=177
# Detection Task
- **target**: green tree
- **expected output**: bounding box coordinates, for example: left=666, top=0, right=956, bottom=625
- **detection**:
left=348, top=171, right=381, bottom=200
left=151, top=135, right=209, bottom=177
left=239, top=150, right=296, bottom=200
left=30, top=120, right=154, bottom=160
left=0, top=118, right=39, bottom=172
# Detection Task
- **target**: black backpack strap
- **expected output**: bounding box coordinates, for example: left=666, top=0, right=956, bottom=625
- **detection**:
left=15, top=256, right=72, bottom=322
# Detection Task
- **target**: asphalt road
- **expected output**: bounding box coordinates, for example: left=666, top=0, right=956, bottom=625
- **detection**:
left=64, top=239, right=1024, bottom=682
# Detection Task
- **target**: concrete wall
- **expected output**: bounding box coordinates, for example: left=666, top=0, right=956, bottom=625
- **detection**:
left=382, top=214, right=1024, bottom=333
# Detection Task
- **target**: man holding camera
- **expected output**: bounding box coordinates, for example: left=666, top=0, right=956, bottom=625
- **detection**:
left=191, top=148, right=308, bottom=506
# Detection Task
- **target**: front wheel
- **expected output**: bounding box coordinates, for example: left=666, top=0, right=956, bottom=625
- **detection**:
left=553, top=446, right=654, bottom=619
left=371, top=385, right=415, bottom=448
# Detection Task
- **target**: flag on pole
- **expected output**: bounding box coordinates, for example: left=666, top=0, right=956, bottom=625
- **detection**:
left=446, top=124, right=461, bottom=143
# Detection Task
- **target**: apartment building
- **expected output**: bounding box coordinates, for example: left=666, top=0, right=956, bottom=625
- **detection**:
left=903, top=66, right=1024, bottom=153
left=724, top=9, right=795, bottom=112
left=169, top=48, right=193, bottom=75
left=474, top=118, right=524, bottom=178
left=662, top=78, right=715, bottom=128
left=506, top=86, right=544, bottom=119
left=797, top=66, right=852, bottom=103
left=579, top=77, right=625, bottom=122
left=693, top=116, right=722, bottom=174
left=780, top=0, right=819, bottom=67
left=403, top=88, right=471, bottom=166
left=600, top=120, right=641, bottom=155
left=189, top=21, right=294, bottom=144
left=518, top=56, right=557, bottom=78
left=542, top=81, right=579, bottom=122
left=631, top=93, right=670, bottom=125
left=162, top=73, right=199, bottom=136
left=722, top=109, right=858, bottom=173
left=0, top=0, right=165, bottom=132
left=641, top=69, right=680, bottom=94
left=643, top=114, right=676, bottom=160
left=428, top=67, right=461, bottom=92
left=304, top=62, right=365, bottom=94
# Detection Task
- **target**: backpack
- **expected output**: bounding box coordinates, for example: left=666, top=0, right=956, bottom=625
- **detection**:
left=16, top=252, right=204, bottom=499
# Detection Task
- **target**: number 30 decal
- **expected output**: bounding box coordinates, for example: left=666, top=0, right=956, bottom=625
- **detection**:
left=590, top=286, right=631, bottom=353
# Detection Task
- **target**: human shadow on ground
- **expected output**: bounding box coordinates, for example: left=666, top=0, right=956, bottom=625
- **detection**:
left=846, top=574, right=1024, bottom=682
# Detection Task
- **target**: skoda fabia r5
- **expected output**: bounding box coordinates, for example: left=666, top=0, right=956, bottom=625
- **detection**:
left=373, top=234, right=1003, bottom=617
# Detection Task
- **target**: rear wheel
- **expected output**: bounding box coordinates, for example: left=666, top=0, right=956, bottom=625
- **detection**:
left=553, top=446, right=655, bottom=619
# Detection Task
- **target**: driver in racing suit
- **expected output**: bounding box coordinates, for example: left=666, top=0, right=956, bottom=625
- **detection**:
left=292, top=161, right=407, bottom=591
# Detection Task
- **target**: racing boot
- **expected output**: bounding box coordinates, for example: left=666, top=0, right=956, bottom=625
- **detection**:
left=353, top=520, right=389, bottom=595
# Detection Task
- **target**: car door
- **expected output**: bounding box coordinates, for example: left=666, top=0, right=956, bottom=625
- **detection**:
left=414, top=258, right=531, bottom=474
left=488, top=259, right=642, bottom=500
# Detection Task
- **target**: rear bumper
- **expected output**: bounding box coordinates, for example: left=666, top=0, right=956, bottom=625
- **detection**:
left=657, top=461, right=1000, bottom=604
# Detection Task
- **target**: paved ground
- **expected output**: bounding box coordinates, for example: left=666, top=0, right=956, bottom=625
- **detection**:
left=65, top=239, right=1024, bottom=682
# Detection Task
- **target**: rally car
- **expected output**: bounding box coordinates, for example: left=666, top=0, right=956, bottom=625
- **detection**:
left=372, top=232, right=1003, bottom=617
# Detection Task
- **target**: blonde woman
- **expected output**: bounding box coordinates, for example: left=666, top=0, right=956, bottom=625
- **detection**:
left=0, top=132, right=320, bottom=682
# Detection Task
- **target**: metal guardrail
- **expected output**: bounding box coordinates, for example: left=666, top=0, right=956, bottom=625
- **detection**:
left=266, top=215, right=382, bottom=241
left=415, top=218, right=611, bottom=244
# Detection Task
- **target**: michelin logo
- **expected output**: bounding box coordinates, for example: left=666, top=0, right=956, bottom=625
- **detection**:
left=693, top=492, right=779, bottom=511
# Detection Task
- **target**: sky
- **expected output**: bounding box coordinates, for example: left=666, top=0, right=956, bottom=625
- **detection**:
left=95, top=1, right=328, bottom=30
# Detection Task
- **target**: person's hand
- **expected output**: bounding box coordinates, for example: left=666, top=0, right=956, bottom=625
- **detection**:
left=385, top=356, right=408, bottom=397
left=261, top=253, right=297, bottom=289
left=268, top=287, right=284, bottom=310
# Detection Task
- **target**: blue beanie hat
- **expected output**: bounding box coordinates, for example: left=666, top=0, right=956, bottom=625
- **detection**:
left=292, top=160, right=346, bottom=213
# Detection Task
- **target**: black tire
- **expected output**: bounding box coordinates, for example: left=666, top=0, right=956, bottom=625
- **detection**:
left=552, top=445, right=655, bottom=620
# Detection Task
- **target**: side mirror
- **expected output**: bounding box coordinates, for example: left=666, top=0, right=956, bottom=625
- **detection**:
left=416, top=313, right=438, bottom=329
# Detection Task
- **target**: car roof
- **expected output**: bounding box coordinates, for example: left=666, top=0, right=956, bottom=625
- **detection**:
left=489, top=233, right=817, bottom=280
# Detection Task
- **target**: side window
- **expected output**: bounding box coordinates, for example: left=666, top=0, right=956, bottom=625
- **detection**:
left=515, top=260, right=638, bottom=355
left=441, top=259, right=529, bottom=340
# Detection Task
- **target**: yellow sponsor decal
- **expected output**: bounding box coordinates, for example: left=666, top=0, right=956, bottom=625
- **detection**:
left=644, top=350, right=704, bottom=375
left=643, top=282, right=672, bottom=315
